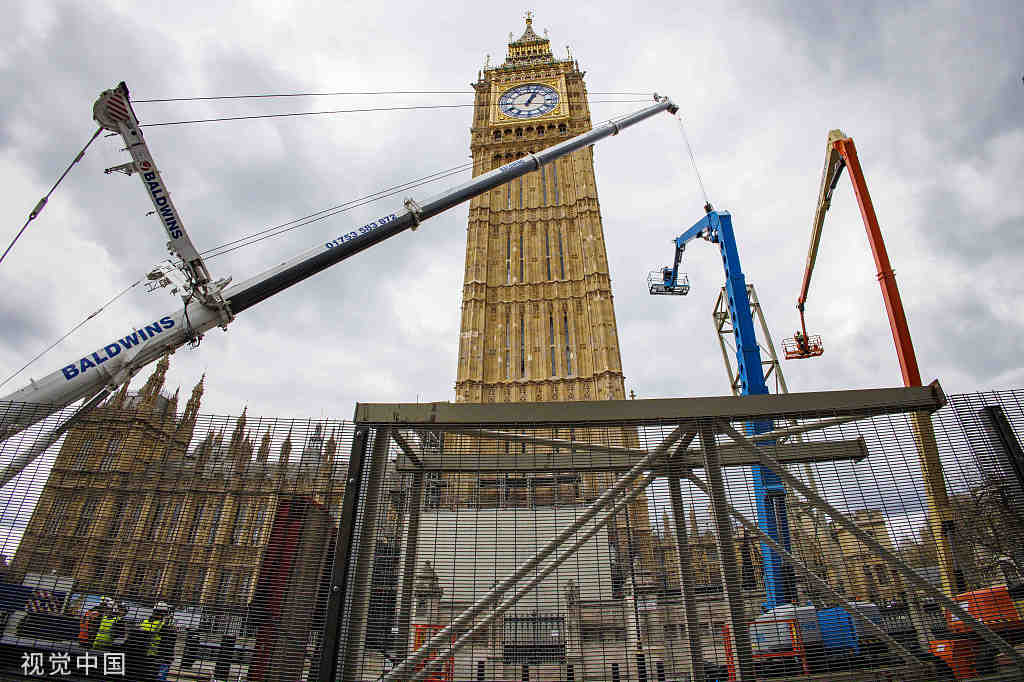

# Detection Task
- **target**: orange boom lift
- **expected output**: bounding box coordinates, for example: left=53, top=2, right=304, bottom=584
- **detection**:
left=789, top=131, right=1024, bottom=678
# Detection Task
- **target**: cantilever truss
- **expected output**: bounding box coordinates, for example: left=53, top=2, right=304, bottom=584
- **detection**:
left=318, top=381, right=1024, bottom=682
left=713, top=283, right=786, bottom=397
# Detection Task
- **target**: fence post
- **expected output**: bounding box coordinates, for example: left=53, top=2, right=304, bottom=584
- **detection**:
left=318, top=426, right=370, bottom=682
left=340, top=426, right=392, bottom=681
left=395, top=468, right=425, bottom=659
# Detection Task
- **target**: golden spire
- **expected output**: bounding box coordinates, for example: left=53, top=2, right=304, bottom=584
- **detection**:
left=279, top=427, right=293, bottom=468
left=183, top=374, right=204, bottom=415
left=323, top=429, right=338, bottom=468
left=231, top=406, right=248, bottom=446
left=257, top=430, right=272, bottom=464
left=111, top=379, right=130, bottom=408
left=140, top=353, right=171, bottom=404
left=177, top=373, right=205, bottom=440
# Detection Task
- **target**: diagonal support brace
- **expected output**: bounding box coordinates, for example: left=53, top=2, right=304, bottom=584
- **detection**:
left=715, top=418, right=1024, bottom=672
left=411, top=468, right=665, bottom=681
left=383, top=424, right=693, bottom=681
left=684, top=470, right=921, bottom=668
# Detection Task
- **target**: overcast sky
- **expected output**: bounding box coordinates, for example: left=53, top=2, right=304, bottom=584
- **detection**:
left=1, top=0, right=1021, bottom=421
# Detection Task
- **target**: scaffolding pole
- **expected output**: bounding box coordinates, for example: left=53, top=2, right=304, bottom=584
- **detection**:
left=394, top=468, right=425, bottom=657
left=700, top=420, right=755, bottom=680
left=667, top=451, right=706, bottom=682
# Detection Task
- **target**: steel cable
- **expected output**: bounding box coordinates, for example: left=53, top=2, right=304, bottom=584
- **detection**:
left=1, top=128, right=103, bottom=267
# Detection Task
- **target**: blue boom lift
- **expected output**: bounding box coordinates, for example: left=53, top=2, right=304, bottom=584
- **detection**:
left=649, top=207, right=796, bottom=610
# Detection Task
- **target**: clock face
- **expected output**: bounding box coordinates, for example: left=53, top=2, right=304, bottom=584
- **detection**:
left=498, top=84, right=559, bottom=119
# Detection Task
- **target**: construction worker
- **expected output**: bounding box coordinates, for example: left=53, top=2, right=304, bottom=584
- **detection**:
left=92, top=597, right=126, bottom=649
left=138, top=602, right=177, bottom=682
left=794, top=330, right=810, bottom=354
left=78, top=598, right=102, bottom=646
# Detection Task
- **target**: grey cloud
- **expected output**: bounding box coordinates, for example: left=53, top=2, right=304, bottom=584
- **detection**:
left=2, top=1, right=1023, bottom=425
left=0, top=298, right=60, bottom=357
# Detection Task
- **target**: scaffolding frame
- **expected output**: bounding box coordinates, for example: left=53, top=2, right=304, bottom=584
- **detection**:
left=317, top=382, right=1024, bottom=681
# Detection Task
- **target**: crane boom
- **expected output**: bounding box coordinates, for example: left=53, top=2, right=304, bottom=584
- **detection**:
left=793, top=129, right=923, bottom=385
left=0, top=91, right=678, bottom=484
left=796, top=129, right=847, bottom=315
left=792, top=131, right=958, bottom=601
left=651, top=209, right=796, bottom=609
left=95, top=83, right=217, bottom=296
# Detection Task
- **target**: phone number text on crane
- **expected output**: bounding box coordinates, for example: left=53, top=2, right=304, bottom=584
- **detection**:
left=324, top=214, right=398, bottom=250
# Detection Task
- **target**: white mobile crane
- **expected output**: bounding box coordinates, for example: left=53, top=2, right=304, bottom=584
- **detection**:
left=0, top=82, right=679, bottom=485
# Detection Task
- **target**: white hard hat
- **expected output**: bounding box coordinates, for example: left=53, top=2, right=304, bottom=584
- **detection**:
left=154, top=601, right=170, bottom=613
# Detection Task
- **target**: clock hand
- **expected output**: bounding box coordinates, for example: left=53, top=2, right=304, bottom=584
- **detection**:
left=525, top=92, right=537, bottom=106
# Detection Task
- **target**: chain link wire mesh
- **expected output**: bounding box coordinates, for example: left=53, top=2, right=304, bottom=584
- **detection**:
left=0, top=386, right=1021, bottom=681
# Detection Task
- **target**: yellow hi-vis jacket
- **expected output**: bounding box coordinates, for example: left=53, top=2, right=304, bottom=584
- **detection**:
left=141, top=618, right=166, bottom=657
left=93, top=614, right=122, bottom=648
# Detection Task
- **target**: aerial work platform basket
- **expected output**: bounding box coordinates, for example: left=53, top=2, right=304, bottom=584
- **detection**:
left=782, top=332, right=824, bottom=359
left=648, top=269, right=690, bottom=295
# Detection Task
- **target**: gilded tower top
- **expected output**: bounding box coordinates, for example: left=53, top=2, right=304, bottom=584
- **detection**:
left=505, top=12, right=553, bottom=64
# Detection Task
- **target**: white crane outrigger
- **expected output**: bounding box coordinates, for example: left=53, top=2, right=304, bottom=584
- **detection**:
left=0, top=82, right=678, bottom=485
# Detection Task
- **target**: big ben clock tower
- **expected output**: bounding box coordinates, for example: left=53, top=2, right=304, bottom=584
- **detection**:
left=455, top=13, right=630, bottom=406
left=448, top=16, right=657, bottom=605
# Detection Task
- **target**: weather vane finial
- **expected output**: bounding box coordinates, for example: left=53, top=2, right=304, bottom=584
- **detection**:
left=524, top=10, right=534, bottom=25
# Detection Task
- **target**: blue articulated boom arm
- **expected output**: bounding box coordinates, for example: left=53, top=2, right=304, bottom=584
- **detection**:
left=673, top=210, right=796, bottom=609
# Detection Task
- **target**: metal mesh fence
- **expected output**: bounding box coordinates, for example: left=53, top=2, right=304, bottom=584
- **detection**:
left=0, top=395, right=354, bottom=682
left=0, top=385, right=1022, bottom=681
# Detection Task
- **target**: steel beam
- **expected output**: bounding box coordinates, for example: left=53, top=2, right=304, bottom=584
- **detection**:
left=911, top=411, right=958, bottom=598
left=716, top=418, right=1024, bottom=672
left=449, top=414, right=862, bottom=450
left=712, top=286, right=740, bottom=395
left=317, top=427, right=370, bottom=682
left=394, top=468, right=425, bottom=658
left=355, top=382, right=945, bottom=426
left=700, top=421, right=754, bottom=680
left=748, top=414, right=859, bottom=445
left=667, top=452, right=705, bottom=682
left=394, top=434, right=867, bottom=473
left=452, top=426, right=643, bottom=457
left=391, top=430, right=422, bottom=465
